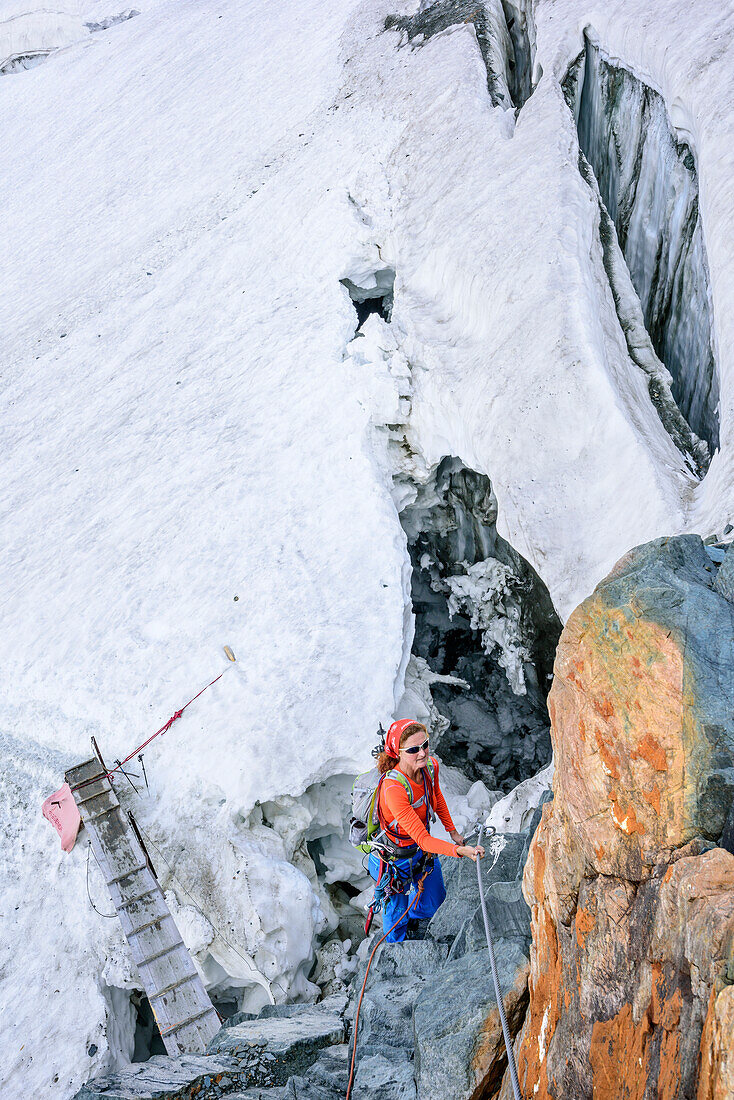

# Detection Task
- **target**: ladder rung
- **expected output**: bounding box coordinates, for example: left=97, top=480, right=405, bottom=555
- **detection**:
left=75, top=787, right=113, bottom=806
left=118, top=888, right=159, bottom=910
left=138, top=942, right=185, bottom=967
left=149, top=973, right=200, bottom=1001
left=129, top=914, right=172, bottom=936
left=70, top=770, right=106, bottom=790
left=106, top=862, right=147, bottom=886
left=159, top=1006, right=218, bottom=1037
left=87, top=804, right=120, bottom=823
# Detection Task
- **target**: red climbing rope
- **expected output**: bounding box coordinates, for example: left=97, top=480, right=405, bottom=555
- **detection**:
left=70, top=671, right=226, bottom=792
left=345, top=869, right=429, bottom=1100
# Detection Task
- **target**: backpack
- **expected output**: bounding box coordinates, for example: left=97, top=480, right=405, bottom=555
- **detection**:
left=349, top=759, right=436, bottom=855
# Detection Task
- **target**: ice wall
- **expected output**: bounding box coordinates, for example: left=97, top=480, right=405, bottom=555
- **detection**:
left=385, top=0, right=525, bottom=109
left=564, top=35, right=720, bottom=460
left=0, top=10, right=86, bottom=71
left=399, top=458, right=561, bottom=791
left=500, top=0, right=535, bottom=108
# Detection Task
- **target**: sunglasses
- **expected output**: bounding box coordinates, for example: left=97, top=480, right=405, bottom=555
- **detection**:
left=404, top=738, right=429, bottom=755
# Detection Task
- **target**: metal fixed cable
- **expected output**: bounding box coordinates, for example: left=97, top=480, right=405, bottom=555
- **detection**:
left=476, top=824, right=523, bottom=1100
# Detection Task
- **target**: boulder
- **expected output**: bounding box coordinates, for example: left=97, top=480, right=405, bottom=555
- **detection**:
left=448, top=878, right=529, bottom=960
left=506, top=536, right=734, bottom=1099
left=714, top=541, right=734, bottom=604
left=345, top=940, right=448, bottom=1061
left=217, top=1091, right=282, bottom=1100
left=550, top=535, right=734, bottom=878
left=428, top=832, right=531, bottom=947
left=342, top=939, right=449, bottom=1099
left=72, top=1053, right=250, bottom=1099
left=352, top=1052, right=417, bottom=1100
left=222, top=995, right=348, bottom=1031
left=207, top=1007, right=344, bottom=1087
left=304, top=1043, right=348, bottom=1092
left=414, top=941, right=529, bottom=1100
left=74, top=1000, right=346, bottom=1100
left=279, top=1077, right=344, bottom=1099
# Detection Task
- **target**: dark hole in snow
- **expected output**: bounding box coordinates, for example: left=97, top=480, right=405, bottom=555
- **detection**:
left=132, top=993, right=165, bottom=1062
left=341, top=268, right=395, bottom=330
left=399, top=457, right=562, bottom=791
left=212, top=996, right=239, bottom=1020
left=354, top=297, right=390, bottom=326
left=307, top=838, right=328, bottom=877
left=563, top=35, right=719, bottom=469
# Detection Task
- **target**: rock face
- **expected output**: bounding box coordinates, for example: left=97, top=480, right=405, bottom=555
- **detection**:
left=507, top=536, right=734, bottom=1099
left=414, top=943, right=529, bottom=1100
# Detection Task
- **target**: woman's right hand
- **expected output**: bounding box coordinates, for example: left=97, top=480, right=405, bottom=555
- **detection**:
left=456, top=844, right=485, bottom=861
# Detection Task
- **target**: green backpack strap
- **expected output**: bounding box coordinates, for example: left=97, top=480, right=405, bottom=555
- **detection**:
left=366, top=776, right=386, bottom=841
left=385, top=769, right=413, bottom=799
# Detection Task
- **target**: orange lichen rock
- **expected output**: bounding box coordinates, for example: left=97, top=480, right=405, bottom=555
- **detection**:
left=631, top=732, right=668, bottom=772
left=698, top=985, right=734, bottom=1100
left=499, top=537, right=734, bottom=1100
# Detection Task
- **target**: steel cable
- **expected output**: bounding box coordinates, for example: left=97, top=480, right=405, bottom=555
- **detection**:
left=476, top=825, right=523, bottom=1100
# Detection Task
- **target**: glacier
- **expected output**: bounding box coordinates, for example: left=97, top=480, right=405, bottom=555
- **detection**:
left=1, top=0, right=733, bottom=1095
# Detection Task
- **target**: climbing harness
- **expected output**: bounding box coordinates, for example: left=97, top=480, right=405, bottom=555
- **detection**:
left=346, top=867, right=430, bottom=1100
left=365, top=844, right=433, bottom=932
left=363, top=851, right=432, bottom=935
left=476, top=825, right=522, bottom=1100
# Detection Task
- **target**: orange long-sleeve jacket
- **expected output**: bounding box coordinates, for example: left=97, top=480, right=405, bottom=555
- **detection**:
left=378, top=757, right=460, bottom=857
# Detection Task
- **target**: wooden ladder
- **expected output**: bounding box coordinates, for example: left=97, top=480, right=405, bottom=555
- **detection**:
left=66, top=757, right=221, bottom=1056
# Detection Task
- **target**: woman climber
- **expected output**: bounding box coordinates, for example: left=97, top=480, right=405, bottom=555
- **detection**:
left=368, top=718, right=484, bottom=943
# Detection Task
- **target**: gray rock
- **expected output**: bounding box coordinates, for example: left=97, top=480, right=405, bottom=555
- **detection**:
left=345, top=940, right=448, bottom=1058
left=602, top=535, right=734, bottom=841
left=73, top=1053, right=245, bottom=1099
left=350, top=939, right=448, bottom=989
left=347, top=974, right=423, bottom=1057
left=449, top=879, right=530, bottom=960
left=714, top=541, right=734, bottom=603
left=223, top=1092, right=283, bottom=1100
left=414, top=942, right=529, bottom=1100
left=719, top=777, right=734, bottom=854
left=428, top=832, right=530, bottom=946
left=306, top=1044, right=349, bottom=1093
left=280, top=1077, right=345, bottom=1099
left=223, top=995, right=348, bottom=1031
left=207, top=1008, right=344, bottom=1087
left=352, top=1052, right=416, bottom=1100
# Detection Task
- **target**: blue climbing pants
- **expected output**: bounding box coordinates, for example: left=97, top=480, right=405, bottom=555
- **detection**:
left=368, top=851, right=446, bottom=943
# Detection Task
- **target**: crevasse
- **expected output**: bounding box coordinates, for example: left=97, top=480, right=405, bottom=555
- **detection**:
left=564, top=35, right=720, bottom=464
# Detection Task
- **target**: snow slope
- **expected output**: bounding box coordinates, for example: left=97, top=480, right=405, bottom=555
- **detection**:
left=2, top=0, right=733, bottom=1095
